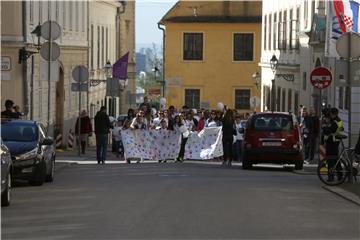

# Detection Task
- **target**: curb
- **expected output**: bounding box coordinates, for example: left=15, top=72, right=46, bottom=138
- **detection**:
left=322, top=185, right=360, bottom=206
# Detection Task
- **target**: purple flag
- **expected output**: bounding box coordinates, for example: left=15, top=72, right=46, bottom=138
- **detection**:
left=112, top=52, right=129, bottom=80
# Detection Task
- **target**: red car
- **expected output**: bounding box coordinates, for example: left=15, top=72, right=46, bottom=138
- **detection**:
left=242, top=112, right=304, bottom=170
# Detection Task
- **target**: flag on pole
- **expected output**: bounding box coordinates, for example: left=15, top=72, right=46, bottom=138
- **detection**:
left=112, top=52, right=129, bottom=80
left=326, top=0, right=360, bottom=57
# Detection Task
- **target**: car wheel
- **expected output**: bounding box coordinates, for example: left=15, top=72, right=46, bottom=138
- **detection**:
left=1, top=172, right=11, bottom=207
left=294, top=160, right=304, bottom=170
left=29, top=159, right=46, bottom=186
left=242, top=156, right=252, bottom=170
left=45, top=157, right=55, bottom=182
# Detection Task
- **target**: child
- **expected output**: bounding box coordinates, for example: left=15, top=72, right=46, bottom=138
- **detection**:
left=112, top=120, right=123, bottom=158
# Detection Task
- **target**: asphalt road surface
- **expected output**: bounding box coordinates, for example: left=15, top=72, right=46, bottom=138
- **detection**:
left=2, top=162, right=359, bottom=239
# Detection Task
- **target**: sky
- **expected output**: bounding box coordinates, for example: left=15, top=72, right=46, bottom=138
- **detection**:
left=136, top=0, right=177, bottom=50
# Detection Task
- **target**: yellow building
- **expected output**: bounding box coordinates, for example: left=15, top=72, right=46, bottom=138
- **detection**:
left=159, top=1, right=262, bottom=112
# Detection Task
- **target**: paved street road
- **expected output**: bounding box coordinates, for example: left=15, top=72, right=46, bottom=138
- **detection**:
left=2, top=162, right=359, bottom=240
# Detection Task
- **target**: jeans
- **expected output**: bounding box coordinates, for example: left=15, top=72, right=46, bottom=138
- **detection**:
left=96, top=134, right=108, bottom=162
left=233, top=140, right=242, bottom=162
left=304, top=134, right=316, bottom=160
left=222, top=137, right=233, bottom=162
left=178, top=137, right=188, bottom=160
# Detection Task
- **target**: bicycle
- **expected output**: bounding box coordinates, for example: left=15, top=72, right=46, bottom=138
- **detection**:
left=317, top=135, right=360, bottom=186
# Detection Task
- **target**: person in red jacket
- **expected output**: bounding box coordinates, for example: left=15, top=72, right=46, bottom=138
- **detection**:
left=75, top=110, right=93, bottom=154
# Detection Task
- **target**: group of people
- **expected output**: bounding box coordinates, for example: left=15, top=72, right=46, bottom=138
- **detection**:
left=86, top=96, right=251, bottom=165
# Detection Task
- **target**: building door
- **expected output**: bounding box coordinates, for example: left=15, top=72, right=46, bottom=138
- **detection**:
left=55, top=67, right=64, bottom=139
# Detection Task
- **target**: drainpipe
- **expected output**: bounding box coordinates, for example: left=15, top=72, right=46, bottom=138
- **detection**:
left=116, top=1, right=126, bottom=113
left=22, top=1, right=29, bottom=118
left=158, top=23, right=165, bottom=98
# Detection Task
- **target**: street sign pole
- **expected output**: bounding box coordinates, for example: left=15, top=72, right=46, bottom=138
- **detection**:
left=347, top=32, right=353, bottom=183
left=47, top=9, right=52, bottom=135
left=78, top=81, right=81, bottom=157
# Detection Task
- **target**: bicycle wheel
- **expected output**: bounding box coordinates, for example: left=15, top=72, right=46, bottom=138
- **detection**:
left=317, top=157, right=350, bottom=186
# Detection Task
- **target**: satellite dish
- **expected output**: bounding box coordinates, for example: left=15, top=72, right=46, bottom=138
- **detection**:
left=40, top=42, right=60, bottom=61
left=41, top=21, right=61, bottom=41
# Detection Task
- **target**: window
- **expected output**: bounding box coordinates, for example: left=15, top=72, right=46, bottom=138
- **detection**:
left=302, top=71, right=307, bottom=91
left=266, top=86, right=271, bottom=111
left=183, top=33, right=203, bottom=60
left=75, top=1, right=79, bottom=31
left=294, top=92, right=299, bottom=114
left=106, top=28, right=108, bottom=62
left=69, top=1, right=73, bottom=31
left=290, top=8, right=300, bottom=49
left=97, top=26, right=100, bottom=69
left=102, top=27, right=105, bottom=67
left=278, top=11, right=285, bottom=50
left=82, top=2, right=86, bottom=32
left=264, top=15, right=267, bottom=50
left=29, top=1, right=34, bottom=24
left=273, top=12, right=277, bottom=50
left=39, top=1, right=43, bottom=22
left=234, top=33, right=254, bottom=61
left=304, top=0, right=309, bottom=29
left=288, top=89, right=292, bottom=111
left=284, top=10, right=289, bottom=49
left=345, top=87, right=350, bottom=110
left=282, top=88, right=286, bottom=111
left=339, top=87, right=344, bottom=109
left=268, top=14, right=272, bottom=51
left=63, top=2, right=66, bottom=30
left=235, top=89, right=251, bottom=110
left=55, top=1, right=59, bottom=23
left=91, top=25, right=94, bottom=69
left=185, top=89, right=200, bottom=109
left=276, top=87, right=281, bottom=111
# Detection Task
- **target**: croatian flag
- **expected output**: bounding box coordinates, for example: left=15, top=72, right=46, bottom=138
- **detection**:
left=112, top=52, right=129, bottom=80
left=326, top=0, right=360, bottom=57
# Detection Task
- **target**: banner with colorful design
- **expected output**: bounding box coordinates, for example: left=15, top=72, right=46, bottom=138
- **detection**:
left=185, top=127, right=223, bottom=160
left=121, top=127, right=224, bottom=160
left=121, top=129, right=181, bottom=160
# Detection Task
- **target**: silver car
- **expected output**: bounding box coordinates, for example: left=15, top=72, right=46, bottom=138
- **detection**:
left=1, top=140, right=12, bottom=207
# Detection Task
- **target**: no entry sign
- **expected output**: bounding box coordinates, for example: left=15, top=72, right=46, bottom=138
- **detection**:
left=310, top=67, right=332, bottom=89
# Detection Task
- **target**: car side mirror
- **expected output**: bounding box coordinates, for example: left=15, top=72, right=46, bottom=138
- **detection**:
left=42, top=138, right=54, bottom=146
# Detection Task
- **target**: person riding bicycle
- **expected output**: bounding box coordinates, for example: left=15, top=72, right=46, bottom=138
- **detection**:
left=322, top=108, right=343, bottom=182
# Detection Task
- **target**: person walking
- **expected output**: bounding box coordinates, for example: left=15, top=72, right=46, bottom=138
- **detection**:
left=302, top=108, right=319, bottom=162
left=75, top=110, right=93, bottom=154
left=94, top=106, right=111, bottom=164
left=221, top=109, right=236, bottom=166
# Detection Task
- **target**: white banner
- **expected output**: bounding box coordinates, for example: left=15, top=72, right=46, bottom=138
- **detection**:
left=185, top=127, right=223, bottom=160
left=121, top=127, right=224, bottom=160
left=121, top=129, right=181, bottom=160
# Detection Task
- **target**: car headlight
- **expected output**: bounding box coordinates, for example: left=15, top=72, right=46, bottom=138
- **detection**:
left=16, top=148, right=38, bottom=161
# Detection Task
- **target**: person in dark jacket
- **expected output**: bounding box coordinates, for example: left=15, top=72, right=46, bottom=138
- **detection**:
left=75, top=110, right=93, bottom=154
left=1, top=99, right=19, bottom=119
left=322, top=108, right=343, bottom=181
left=221, top=108, right=236, bottom=166
left=94, top=106, right=111, bottom=164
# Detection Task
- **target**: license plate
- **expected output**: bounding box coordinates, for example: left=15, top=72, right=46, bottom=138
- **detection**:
left=262, top=142, right=281, bottom=147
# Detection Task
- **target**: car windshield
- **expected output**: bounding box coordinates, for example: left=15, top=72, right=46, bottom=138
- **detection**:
left=252, top=115, right=293, bottom=131
left=1, top=121, right=38, bottom=142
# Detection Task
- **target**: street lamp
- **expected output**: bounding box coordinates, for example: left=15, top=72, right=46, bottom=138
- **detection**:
left=269, top=55, right=278, bottom=111
left=104, top=60, right=113, bottom=78
left=252, top=71, right=261, bottom=90
left=153, top=66, right=165, bottom=97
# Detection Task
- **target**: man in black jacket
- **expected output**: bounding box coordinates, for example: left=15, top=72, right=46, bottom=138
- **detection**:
left=94, top=106, right=111, bottom=164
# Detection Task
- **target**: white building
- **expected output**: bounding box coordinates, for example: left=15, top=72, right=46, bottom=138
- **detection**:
left=260, top=0, right=359, bottom=147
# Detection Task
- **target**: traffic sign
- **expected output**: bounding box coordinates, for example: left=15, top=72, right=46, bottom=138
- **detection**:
left=71, top=83, right=88, bottom=92
left=40, top=41, right=60, bottom=61
left=249, top=96, right=260, bottom=109
left=72, top=66, right=89, bottom=83
left=310, top=67, right=332, bottom=89
left=41, top=21, right=62, bottom=41
left=336, top=32, right=360, bottom=59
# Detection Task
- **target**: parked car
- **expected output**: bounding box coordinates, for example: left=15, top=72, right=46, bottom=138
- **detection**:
left=242, top=112, right=304, bottom=170
left=1, top=140, right=12, bottom=207
left=1, top=119, right=55, bottom=186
